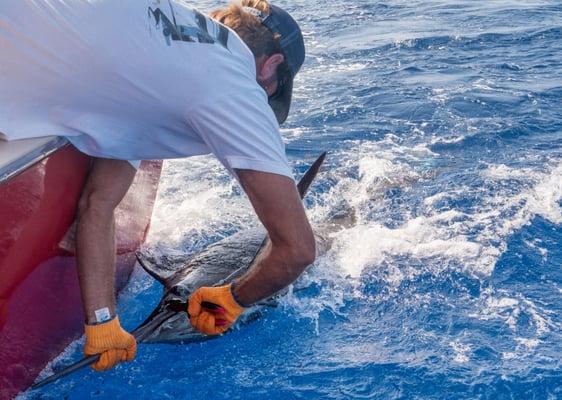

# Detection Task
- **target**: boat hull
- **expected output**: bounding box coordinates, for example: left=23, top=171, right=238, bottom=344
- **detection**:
left=0, top=145, right=162, bottom=399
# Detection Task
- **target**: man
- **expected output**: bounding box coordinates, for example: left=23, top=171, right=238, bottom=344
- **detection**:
left=0, top=0, right=315, bottom=371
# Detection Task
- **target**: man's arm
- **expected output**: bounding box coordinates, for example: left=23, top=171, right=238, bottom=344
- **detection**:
left=233, top=169, right=316, bottom=305
left=76, top=158, right=138, bottom=371
left=188, top=170, right=316, bottom=335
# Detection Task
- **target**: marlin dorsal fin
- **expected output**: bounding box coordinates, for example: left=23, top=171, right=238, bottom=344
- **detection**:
left=297, top=152, right=326, bottom=199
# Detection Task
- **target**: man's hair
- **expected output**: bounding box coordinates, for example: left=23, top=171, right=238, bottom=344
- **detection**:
left=210, top=1, right=291, bottom=90
left=210, top=0, right=281, bottom=58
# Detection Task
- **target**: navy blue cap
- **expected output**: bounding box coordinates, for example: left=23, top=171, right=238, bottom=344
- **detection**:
left=243, top=4, right=305, bottom=124
left=262, top=5, right=305, bottom=78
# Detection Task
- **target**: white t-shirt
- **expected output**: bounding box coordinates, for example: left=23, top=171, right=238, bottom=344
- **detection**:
left=0, top=0, right=292, bottom=178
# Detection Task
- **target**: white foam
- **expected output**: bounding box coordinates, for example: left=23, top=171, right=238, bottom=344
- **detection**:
left=475, top=161, right=562, bottom=248
left=470, top=289, right=559, bottom=336
left=526, top=162, right=562, bottom=224
left=449, top=340, right=471, bottom=363
left=334, top=214, right=483, bottom=280
left=147, top=156, right=255, bottom=251
left=481, top=164, right=535, bottom=180
left=502, top=352, right=517, bottom=360
left=430, top=133, right=469, bottom=145
left=515, top=337, right=540, bottom=349
left=305, top=150, right=561, bottom=303
left=502, top=337, right=541, bottom=361
left=524, top=239, right=548, bottom=259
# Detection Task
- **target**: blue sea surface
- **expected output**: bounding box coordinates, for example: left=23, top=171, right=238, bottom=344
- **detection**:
left=26, top=0, right=561, bottom=399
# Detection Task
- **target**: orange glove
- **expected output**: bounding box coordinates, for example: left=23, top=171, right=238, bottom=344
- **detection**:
left=188, top=284, right=246, bottom=335
left=84, top=317, right=137, bottom=371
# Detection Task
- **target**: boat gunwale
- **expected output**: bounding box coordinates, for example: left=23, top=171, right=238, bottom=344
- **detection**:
left=0, top=137, right=70, bottom=183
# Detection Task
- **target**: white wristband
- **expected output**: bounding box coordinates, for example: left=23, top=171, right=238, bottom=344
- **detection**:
left=94, top=307, right=112, bottom=323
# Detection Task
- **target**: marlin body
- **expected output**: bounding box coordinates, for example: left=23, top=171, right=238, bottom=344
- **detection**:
left=134, top=225, right=334, bottom=343
left=133, top=153, right=350, bottom=344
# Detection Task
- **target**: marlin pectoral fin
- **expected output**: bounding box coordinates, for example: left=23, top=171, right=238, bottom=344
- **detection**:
left=136, top=250, right=177, bottom=285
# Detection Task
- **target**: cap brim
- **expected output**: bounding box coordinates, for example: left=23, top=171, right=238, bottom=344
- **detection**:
left=268, top=74, right=294, bottom=125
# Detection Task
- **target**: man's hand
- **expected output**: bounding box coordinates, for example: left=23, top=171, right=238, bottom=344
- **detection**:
left=84, top=317, right=137, bottom=371
left=188, top=284, right=245, bottom=335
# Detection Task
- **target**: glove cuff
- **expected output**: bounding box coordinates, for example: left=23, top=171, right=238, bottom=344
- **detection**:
left=229, top=281, right=250, bottom=308
left=85, top=316, right=125, bottom=348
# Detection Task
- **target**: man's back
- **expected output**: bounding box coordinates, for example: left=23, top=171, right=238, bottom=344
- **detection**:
left=0, top=0, right=284, bottom=168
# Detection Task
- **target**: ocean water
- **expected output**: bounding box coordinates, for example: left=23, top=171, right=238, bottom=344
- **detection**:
left=25, top=0, right=561, bottom=399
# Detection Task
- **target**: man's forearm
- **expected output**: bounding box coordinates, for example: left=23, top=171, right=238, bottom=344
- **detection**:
left=76, top=211, right=117, bottom=324
left=232, top=169, right=317, bottom=306
left=232, top=240, right=314, bottom=306
left=75, top=159, right=137, bottom=324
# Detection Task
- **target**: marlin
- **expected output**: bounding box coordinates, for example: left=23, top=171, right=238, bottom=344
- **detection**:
left=133, top=151, right=351, bottom=343
left=32, top=152, right=352, bottom=389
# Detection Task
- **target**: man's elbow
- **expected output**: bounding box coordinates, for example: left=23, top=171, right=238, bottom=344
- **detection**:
left=289, top=234, right=316, bottom=268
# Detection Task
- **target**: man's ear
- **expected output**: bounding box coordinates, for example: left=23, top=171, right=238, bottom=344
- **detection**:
left=257, top=53, right=285, bottom=82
